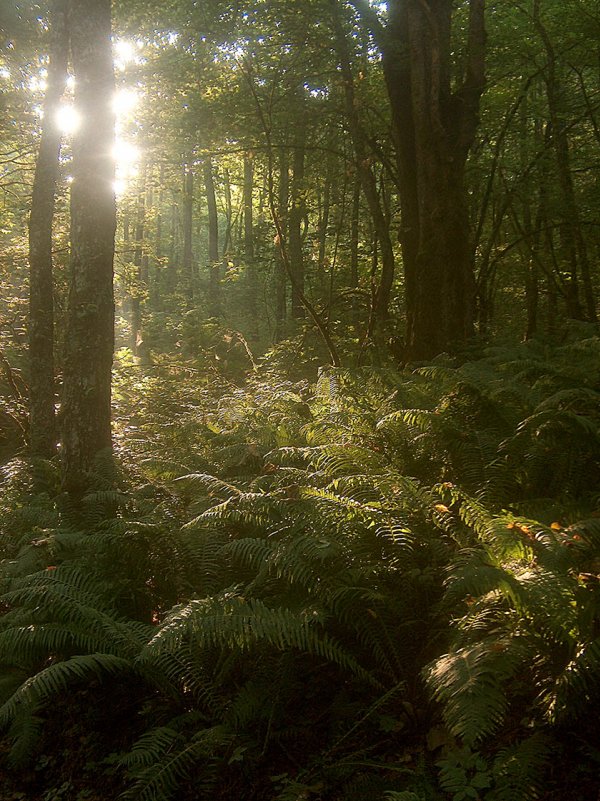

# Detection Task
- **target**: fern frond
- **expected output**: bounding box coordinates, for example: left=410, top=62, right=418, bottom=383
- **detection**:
left=5, top=707, right=45, bottom=768
left=491, top=733, right=552, bottom=801
left=426, top=640, right=525, bottom=746
left=143, top=593, right=379, bottom=686
left=544, top=637, right=600, bottom=723
left=0, top=653, right=133, bottom=729
left=119, top=725, right=184, bottom=768
left=121, top=724, right=228, bottom=801
left=174, top=472, right=242, bottom=499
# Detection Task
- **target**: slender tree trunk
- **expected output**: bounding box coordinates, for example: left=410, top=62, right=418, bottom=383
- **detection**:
left=222, top=167, right=233, bottom=256
left=331, top=0, right=394, bottom=326
left=533, top=0, right=596, bottom=322
left=182, top=165, right=194, bottom=306
left=203, top=156, right=220, bottom=316
left=167, top=194, right=178, bottom=292
left=289, top=117, right=306, bottom=319
left=350, top=172, right=360, bottom=310
left=131, top=164, right=146, bottom=357
left=274, top=146, right=288, bottom=342
left=154, top=163, right=165, bottom=310
left=243, top=152, right=258, bottom=335
left=245, top=66, right=341, bottom=365
left=520, top=97, right=540, bottom=340
left=317, top=163, right=331, bottom=299
left=61, top=0, right=116, bottom=495
left=28, top=0, right=68, bottom=459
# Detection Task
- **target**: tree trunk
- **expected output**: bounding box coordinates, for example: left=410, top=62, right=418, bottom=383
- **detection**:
left=203, top=156, right=220, bottom=316
left=28, top=0, right=68, bottom=460
left=289, top=117, right=306, bottom=319
left=167, top=194, right=178, bottom=293
left=317, top=163, right=331, bottom=299
left=222, top=167, right=233, bottom=256
left=533, top=0, right=596, bottom=323
left=349, top=173, right=360, bottom=315
left=331, top=0, right=395, bottom=327
left=351, top=0, right=486, bottom=359
left=244, top=151, right=258, bottom=335
left=154, top=163, right=165, bottom=311
left=182, top=165, right=194, bottom=306
left=131, top=165, right=146, bottom=356
left=61, top=0, right=116, bottom=495
left=274, top=146, right=288, bottom=342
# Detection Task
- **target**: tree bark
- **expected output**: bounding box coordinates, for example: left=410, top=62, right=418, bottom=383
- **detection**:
left=203, top=156, right=220, bottom=316
left=243, top=151, right=258, bottom=335
left=289, top=116, right=307, bottom=320
left=331, top=0, right=395, bottom=327
left=28, top=0, right=68, bottom=460
left=274, top=146, right=288, bottom=342
left=61, top=0, right=116, bottom=495
left=532, top=0, right=596, bottom=323
left=154, top=163, right=165, bottom=310
left=350, top=0, right=486, bottom=359
left=182, top=165, right=194, bottom=306
left=350, top=172, right=360, bottom=300
left=131, top=164, right=146, bottom=356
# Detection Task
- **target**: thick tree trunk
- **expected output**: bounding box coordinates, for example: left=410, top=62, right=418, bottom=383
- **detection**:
left=351, top=0, right=485, bottom=359
left=61, top=0, right=116, bottom=495
left=28, top=0, right=68, bottom=459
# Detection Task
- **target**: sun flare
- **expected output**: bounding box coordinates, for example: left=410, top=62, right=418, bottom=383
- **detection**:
left=55, top=104, right=81, bottom=134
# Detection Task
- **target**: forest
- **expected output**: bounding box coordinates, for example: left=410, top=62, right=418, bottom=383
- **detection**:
left=0, top=0, right=599, bottom=799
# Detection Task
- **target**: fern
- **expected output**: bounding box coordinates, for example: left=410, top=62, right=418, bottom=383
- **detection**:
left=121, top=724, right=228, bottom=801
left=142, top=592, right=378, bottom=687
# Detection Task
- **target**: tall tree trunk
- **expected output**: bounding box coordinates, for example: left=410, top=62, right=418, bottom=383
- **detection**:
left=274, top=146, right=288, bottom=342
left=244, top=151, right=258, bottom=336
left=203, top=155, right=220, bottom=316
left=167, top=194, right=178, bottom=293
left=61, top=0, right=116, bottom=495
left=350, top=0, right=486, bottom=359
left=533, top=0, right=596, bottom=323
left=222, top=167, right=233, bottom=256
left=349, top=172, right=360, bottom=314
left=131, top=164, right=146, bottom=357
left=182, top=165, right=194, bottom=307
left=331, top=0, right=395, bottom=327
left=154, top=163, right=164, bottom=311
left=289, top=117, right=306, bottom=320
left=28, top=0, right=68, bottom=460
left=317, top=163, right=332, bottom=299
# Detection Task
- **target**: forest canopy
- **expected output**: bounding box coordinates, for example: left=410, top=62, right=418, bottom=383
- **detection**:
left=0, top=1, right=599, bottom=800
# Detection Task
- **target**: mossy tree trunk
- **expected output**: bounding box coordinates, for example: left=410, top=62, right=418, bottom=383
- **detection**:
left=61, top=0, right=116, bottom=495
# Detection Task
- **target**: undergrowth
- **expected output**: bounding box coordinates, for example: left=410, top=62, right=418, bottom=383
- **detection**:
left=0, top=334, right=599, bottom=800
